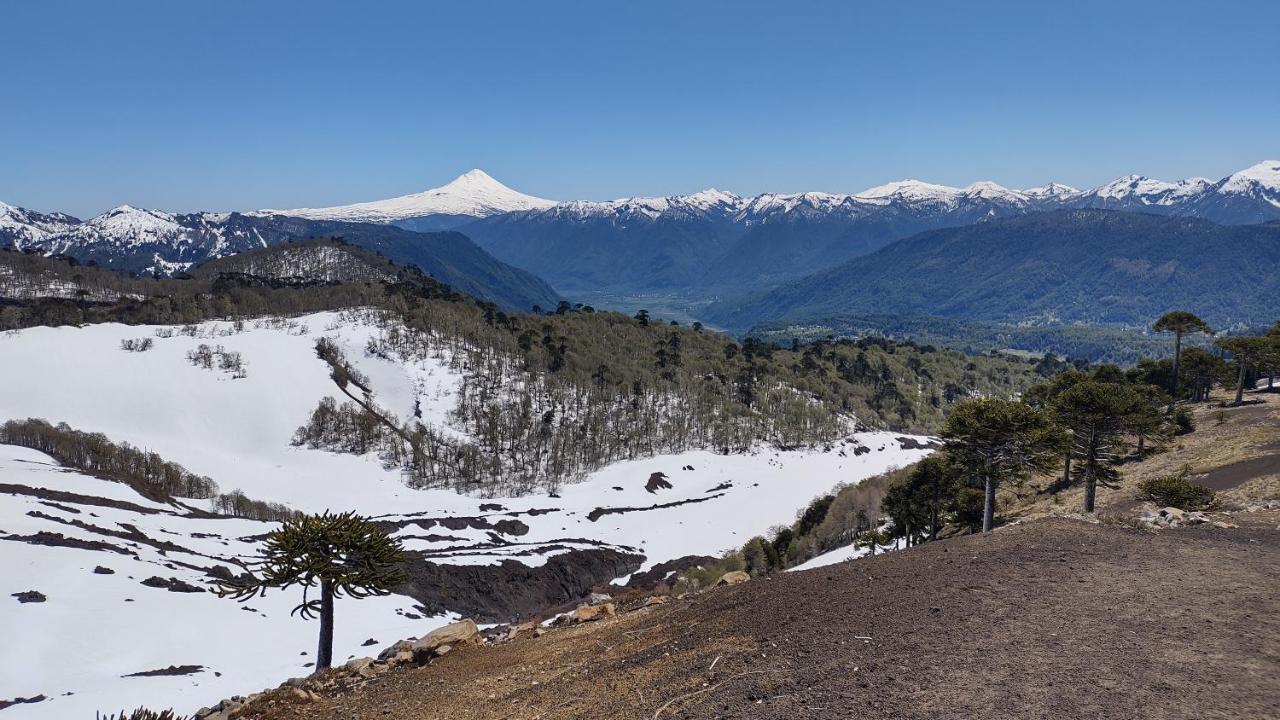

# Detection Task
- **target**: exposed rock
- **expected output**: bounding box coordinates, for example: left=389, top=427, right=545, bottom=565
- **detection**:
left=717, top=570, right=751, bottom=586
left=141, top=576, right=206, bottom=593
left=570, top=602, right=616, bottom=623
left=344, top=657, right=375, bottom=676
left=588, top=592, right=612, bottom=605
left=645, top=472, right=673, bottom=493
left=12, top=590, right=46, bottom=603
left=644, top=595, right=669, bottom=607
left=93, top=566, right=115, bottom=575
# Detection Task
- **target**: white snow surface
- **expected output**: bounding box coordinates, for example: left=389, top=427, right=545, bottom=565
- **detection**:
left=0, top=311, right=935, bottom=718
left=264, top=169, right=557, bottom=223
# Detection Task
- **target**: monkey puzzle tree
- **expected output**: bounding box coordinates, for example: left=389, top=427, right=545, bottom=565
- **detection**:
left=1216, top=336, right=1274, bottom=405
left=218, top=511, right=405, bottom=670
left=1153, top=311, right=1213, bottom=400
left=942, top=399, right=1061, bottom=533
left=1055, top=381, right=1146, bottom=513
left=1024, top=368, right=1089, bottom=491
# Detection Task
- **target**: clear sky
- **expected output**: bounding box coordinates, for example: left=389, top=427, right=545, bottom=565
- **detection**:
left=2, top=0, right=1277, bottom=218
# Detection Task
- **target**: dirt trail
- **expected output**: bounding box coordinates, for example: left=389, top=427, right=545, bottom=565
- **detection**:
left=243, top=515, right=1280, bottom=720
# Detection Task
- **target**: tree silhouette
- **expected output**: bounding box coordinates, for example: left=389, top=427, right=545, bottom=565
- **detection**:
left=1152, top=311, right=1213, bottom=400
left=942, top=399, right=1060, bottom=532
left=218, top=511, right=404, bottom=670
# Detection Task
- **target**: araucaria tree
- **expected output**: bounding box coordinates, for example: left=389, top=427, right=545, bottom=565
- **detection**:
left=1215, top=336, right=1275, bottom=405
left=1152, top=311, right=1213, bottom=399
left=942, top=399, right=1061, bottom=533
left=218, top=511, right=405, bottom=670
left=1055, top=381, right=1145, bottom=513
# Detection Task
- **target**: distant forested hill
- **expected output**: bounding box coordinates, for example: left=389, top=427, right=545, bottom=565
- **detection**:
left=705, top=210, right=1280, bottom=332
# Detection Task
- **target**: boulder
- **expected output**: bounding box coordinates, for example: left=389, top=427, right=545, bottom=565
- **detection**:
left=588, top=592, right=613, bottom=605
left=377, top=639, right=415, bottom=661
left=716, top=571, right=750, bottom=586
left=644, top=595, right=669, bottom=607
left=344, top=657, right=375, bottom=677
left=414, top=619, right=479, bottom=653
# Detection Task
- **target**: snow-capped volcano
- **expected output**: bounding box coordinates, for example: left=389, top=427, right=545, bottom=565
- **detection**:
left=264, top=169, right=557, bottom=229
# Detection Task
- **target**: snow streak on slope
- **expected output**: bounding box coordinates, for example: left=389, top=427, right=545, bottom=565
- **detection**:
left=0, top=312, right=934, bottom=718
left=265, top=170, right=557, bottom=223
left=0, top=446, right=433, bottom=720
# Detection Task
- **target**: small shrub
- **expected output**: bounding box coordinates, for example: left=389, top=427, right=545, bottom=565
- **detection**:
left=1214, top=409, right=1228, bottom=426
left=1137, top=468, right=1216, bottom=510
left=1170, top=406, right=1195, bottom=435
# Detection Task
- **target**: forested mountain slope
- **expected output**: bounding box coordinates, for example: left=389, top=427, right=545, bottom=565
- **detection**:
left=705, top=210, right=1280, bottom=332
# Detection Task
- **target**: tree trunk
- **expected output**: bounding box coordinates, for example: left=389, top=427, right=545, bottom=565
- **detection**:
left=930, top=481, right=939, bottom=541
left=316, top=579, right=335, bottom=670
left=1137, top=433, right=1145, bottom=456
left=1170, top=331, right=1183, bottom=400
left=982, top=476, right=995, bottom=533
left=1235, top=362, right=1247, bottom=405
left=1084, top=473, right=1097, bottom=513
left=1060, top=451, right=1072, bottom=489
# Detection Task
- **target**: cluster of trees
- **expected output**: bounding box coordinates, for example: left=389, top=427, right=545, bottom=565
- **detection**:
left=0, top=419, right=294, bottom=521
left=290, top=303, right=1039, bottom=496
left=874, top=309, right=1280, bottom=544
left=185, top=343, right=247, bottom=378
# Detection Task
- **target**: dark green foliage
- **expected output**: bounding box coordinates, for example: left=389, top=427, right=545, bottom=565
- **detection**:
left=749, top=313, right=1209, bottom=366
left=1170, top=406, right=1196, bottom=435
left=881, top=455, right=965, bottom=543
left=708, top=210, right=1280, bottom=332
left=0, top=419, right=294, bottom=521
left=1137, top=468, right=1217, bottom=510
left=218, top=511, right=405, bottom=669
left=942, top=399, right=1062, bottom=532
left=1054, top=381, right=1151, bottom=512
left=95, top=709, right=188, bottom=720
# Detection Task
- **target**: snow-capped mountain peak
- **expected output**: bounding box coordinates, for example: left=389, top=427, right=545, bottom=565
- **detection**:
left=264, top=169, right=557, bottom=224
left=855, top=179, right=961, bottom=203
left=1022, top=182, right=1079, bottom=199
left=1217, top=160, right=1280, bottom=198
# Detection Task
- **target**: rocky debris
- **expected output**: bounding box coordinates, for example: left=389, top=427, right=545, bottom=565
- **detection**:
left=716, top=570, right=750, bottom=586
left=93, top=565, right=115, bottom=574
left=411, top=618, right=479, bottom=661
left=360, top=637, right=379, bottom=647
left=141, top=575, right=206, bottom=593
left=645, top=472, right=673, bottom=493
left=1244, top=499, right=1280, bottom=512
left=1137, top=506, right=1224, bottom=529
left=588, top=592, right=612, bottom=605
left=12, top=590, right=46, bottom=603
left=195, top=695, right=248, bottom=719
left=644, top=595, right=669, bottom=607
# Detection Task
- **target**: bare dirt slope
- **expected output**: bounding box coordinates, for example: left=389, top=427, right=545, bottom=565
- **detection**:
left=235, top=392, right=1280, bottom=720
left=243, top=512, right=1279, bottom=720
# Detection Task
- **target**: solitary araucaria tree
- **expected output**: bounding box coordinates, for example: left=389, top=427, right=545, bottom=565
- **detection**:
left=218, top=511, right=405, bottom=670
left=1152, top=311, right=1213, bottom=400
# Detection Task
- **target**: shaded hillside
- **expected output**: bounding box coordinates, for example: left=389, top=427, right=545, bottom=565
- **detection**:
left=706, top=210, right=1280, bottom=331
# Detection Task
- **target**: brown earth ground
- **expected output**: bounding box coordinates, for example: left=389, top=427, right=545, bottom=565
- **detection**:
left=239, top=392, right=1280, bottom=720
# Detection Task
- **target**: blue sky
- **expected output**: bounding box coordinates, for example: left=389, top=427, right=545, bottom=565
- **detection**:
left=2, top=0, right=1277, bottom=218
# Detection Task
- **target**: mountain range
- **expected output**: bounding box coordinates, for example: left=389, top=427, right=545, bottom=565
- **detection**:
left=703, top=210, right=1280, bottom=332
left=3, top=160, right=1278, bottom=329
left=0, top=204, right=559, bottom=311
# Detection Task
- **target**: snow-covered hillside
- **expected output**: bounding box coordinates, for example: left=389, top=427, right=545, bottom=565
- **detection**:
left=264, top=169, right=557, bottom=226
left=0, top=311, right=933, bottom=718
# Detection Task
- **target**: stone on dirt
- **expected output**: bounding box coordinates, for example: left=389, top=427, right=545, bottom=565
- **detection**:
left=717, top=570, right=750, bottom=586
